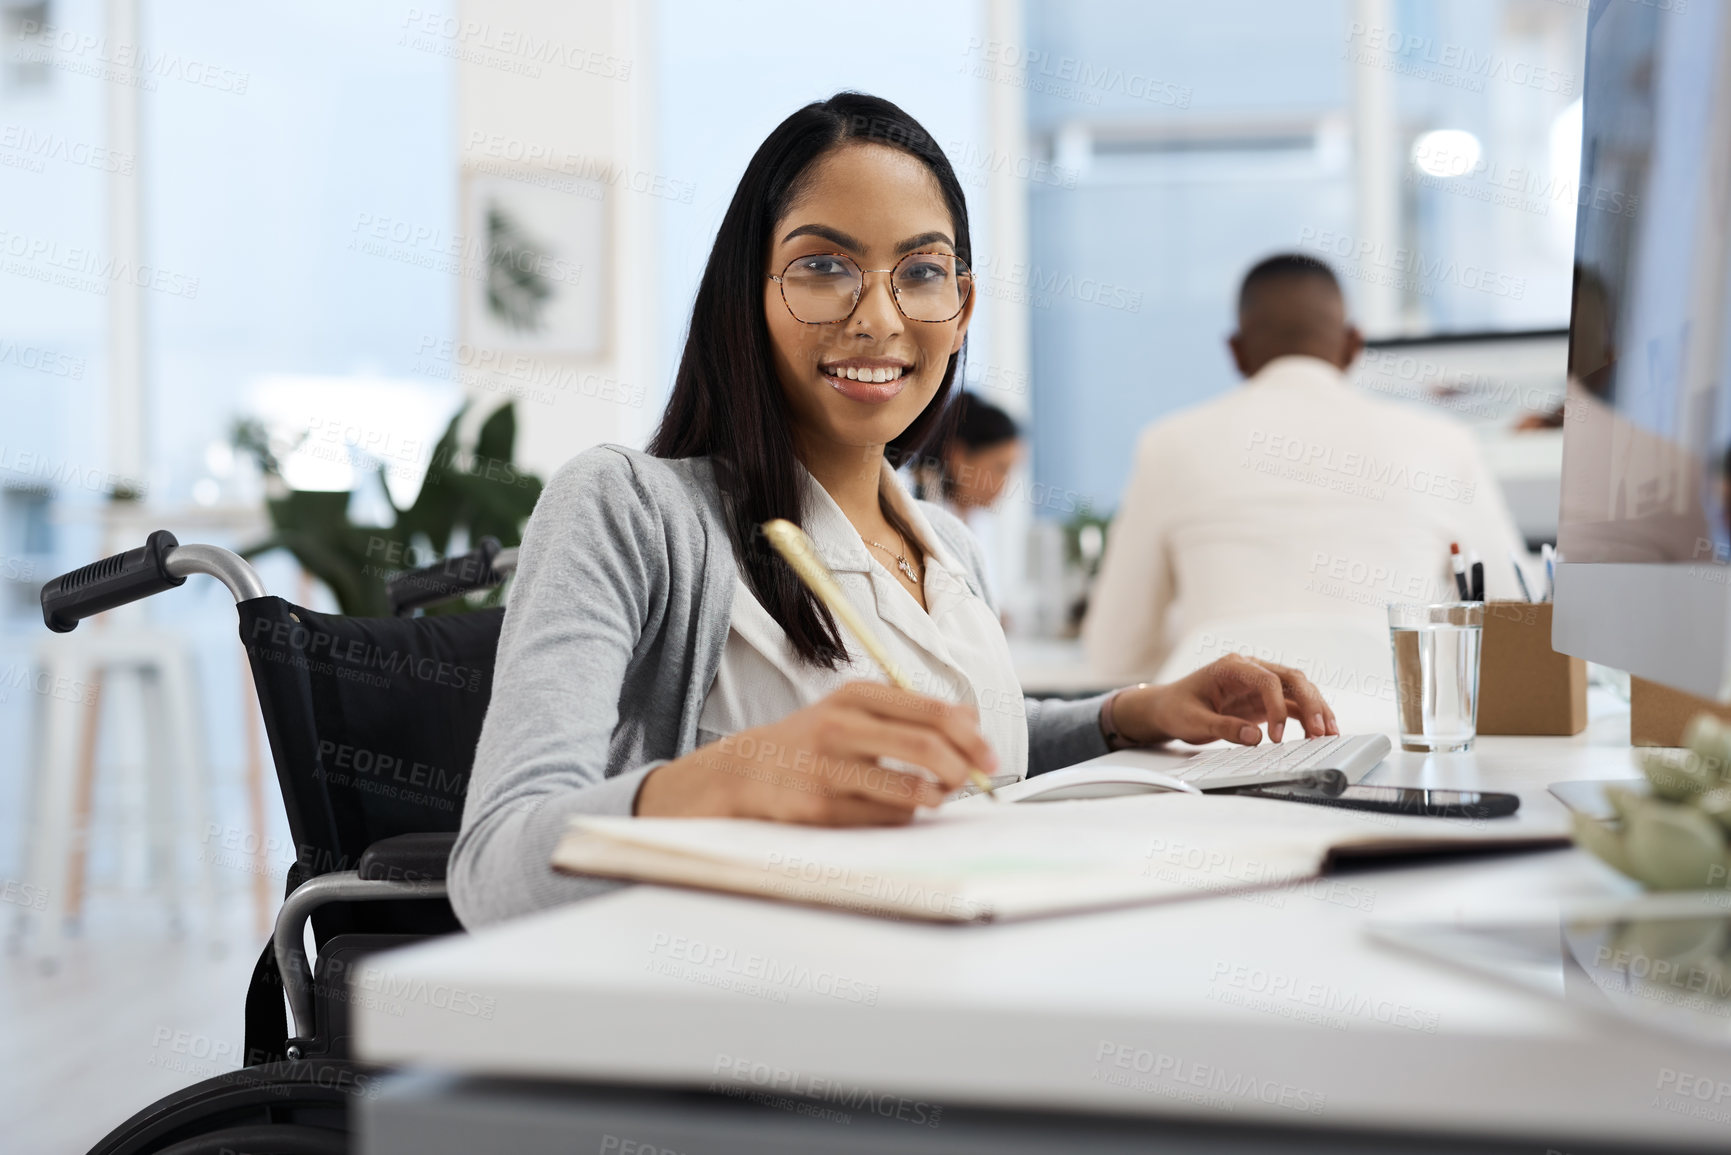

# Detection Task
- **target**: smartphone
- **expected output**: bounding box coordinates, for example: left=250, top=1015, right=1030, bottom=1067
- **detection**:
left=1237, top=782, right=1520, bottom=819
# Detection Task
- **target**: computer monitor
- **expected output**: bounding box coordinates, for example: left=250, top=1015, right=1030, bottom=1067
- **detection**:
left=1552, top=0, right=1731, bottom=700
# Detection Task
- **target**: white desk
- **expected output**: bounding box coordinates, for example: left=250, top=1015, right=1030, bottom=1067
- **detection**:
left=353, top=709, right=1731, bottom=1154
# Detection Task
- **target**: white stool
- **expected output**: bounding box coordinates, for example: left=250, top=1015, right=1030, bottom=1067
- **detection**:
left=11, top=626, right=216, bottom=965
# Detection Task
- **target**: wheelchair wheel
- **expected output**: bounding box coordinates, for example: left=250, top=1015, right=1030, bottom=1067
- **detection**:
left=86, top=1059, right=368, bottom=1155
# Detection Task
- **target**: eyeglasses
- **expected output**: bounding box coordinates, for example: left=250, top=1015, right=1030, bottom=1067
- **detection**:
left=768, top=251, right=973, bottom=325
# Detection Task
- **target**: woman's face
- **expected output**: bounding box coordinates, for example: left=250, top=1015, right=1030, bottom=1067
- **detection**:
left=764, top=142, right=974, bottom=457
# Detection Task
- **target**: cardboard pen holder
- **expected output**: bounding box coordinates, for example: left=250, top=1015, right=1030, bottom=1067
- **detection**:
left=1475, top=600, right=1588, bottom=736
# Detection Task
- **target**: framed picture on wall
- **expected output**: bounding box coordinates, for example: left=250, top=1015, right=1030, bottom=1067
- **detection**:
left=460, top=170, right=609, bottom=357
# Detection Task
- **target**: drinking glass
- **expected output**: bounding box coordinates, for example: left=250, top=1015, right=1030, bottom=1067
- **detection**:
left=1388, top=602, right=1484, bottom=752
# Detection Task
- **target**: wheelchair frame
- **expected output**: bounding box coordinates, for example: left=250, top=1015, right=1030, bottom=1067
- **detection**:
left=38, top=531, right=515, bottom=1060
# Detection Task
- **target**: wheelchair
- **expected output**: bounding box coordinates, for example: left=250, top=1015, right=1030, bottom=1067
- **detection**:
left=36, top=530, right=516, bottom=1155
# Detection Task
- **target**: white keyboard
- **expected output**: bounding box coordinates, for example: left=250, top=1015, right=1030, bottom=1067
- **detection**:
left=1173, top=733, right=1391, bottom=793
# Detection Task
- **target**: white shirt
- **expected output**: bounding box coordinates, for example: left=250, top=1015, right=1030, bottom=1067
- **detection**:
left=698, top=461, right=1029, bottom=784
left=1083, top=355, right=1530, bottom=676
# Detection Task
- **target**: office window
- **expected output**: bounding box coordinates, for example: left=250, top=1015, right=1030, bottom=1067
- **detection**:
left=0, top=484, right=49, bottom=618
left=142, top=2, right=457, bottom=509
left=0, top=0, right=104, bottom=606
left=1368, top=0, right=1583, bottom=334
left=1023, top=0, right=1585, bottom=515
left=2, top=2, right=51, bottom=91
left=1024, top=0, right=1355, bottom=514
left=0, top=0, right=455, bottom=885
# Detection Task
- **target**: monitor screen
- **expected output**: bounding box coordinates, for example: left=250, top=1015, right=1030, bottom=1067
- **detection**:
left=1558, top=0, right=1731, bottom=569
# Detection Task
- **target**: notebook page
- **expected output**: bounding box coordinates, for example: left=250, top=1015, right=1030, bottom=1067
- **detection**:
left=552, top=793, right=1503, bottom=921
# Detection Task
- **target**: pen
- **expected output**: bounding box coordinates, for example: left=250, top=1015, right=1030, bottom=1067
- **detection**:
left=760, top=518, right=999, bottom=801
left=1469, top=551, right=1484, bottom=602
left=1510, top=550, right=1535, bottom=603
left=1541, top=543, right=1556, bottom=603
left=1450, top=542, right=1470, bottom=600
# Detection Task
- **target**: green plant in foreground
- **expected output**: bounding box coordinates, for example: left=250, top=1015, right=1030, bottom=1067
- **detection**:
left=1574, top=714, right=1731, bottom=891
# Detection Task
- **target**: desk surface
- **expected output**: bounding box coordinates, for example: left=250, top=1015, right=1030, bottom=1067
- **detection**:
left=354, top=707, right=1731, bottom=1150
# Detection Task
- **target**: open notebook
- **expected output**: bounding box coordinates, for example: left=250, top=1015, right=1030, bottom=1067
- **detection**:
left=551, top=791, right=1571, bottom=923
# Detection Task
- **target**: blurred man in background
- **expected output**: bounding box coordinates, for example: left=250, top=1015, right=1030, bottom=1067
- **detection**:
left=1083, top=254, right=1527, bottom=677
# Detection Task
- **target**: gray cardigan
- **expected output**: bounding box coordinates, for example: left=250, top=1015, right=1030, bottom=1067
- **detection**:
left=448, top=444, right=1113, bottom=928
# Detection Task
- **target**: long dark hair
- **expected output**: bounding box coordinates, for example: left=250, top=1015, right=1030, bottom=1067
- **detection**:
left=648, top=92, right=972, bottom=667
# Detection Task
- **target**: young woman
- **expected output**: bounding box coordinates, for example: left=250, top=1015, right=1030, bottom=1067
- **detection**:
left=448, top=93, right=1337, bottom=929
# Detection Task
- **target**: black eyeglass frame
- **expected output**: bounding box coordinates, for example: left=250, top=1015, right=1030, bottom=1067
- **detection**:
left=767, top=250, right=975, bottom=326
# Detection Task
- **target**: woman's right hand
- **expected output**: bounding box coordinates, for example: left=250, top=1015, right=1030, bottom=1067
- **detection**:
left=634, top=681, right=997, bottom=824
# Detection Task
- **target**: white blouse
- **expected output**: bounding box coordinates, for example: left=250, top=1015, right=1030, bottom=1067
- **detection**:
left=697, top=461, right=1028, bottom=787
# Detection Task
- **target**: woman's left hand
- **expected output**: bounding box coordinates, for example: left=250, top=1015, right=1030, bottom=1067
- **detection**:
left=1108, top=655, right=1339, bottom=747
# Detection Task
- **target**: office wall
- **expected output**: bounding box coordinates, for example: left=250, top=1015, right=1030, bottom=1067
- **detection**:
left=454, top=0, right=659, bottom=475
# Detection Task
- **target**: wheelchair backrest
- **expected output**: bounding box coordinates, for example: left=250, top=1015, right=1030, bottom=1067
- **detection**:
left=237, top=596, right=502, bottom=882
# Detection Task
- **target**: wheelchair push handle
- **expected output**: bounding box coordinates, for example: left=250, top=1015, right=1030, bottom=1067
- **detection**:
left=40, top=533, right=267, bottom=632
left=41, top=529, right=187, bottom=633
left=386, top=536, right=516, bottom=616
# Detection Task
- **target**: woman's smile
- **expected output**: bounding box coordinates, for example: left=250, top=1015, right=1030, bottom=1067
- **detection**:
left=819, top=356, right=914, bottom=404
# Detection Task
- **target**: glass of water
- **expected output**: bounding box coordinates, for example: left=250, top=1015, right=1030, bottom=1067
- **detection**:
left=1388, top=602, right=1484, bottom=753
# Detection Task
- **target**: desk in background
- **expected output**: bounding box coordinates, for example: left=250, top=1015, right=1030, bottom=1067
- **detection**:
left=352, top=708, right=1730, bottom=1154
left=1009, top=635, right=1118, bottom=699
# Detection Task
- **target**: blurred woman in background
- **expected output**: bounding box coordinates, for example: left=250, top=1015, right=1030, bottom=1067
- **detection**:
left=917, top=392, right=1025, bottom=519
left=914, top=392, right=1026, bottom=602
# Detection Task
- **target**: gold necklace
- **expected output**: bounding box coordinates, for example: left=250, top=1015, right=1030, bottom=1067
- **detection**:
left=862, top=535, right=921, bottom=583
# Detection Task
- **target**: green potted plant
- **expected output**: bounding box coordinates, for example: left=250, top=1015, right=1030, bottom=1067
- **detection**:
left=234, top=400, right=543, bottom=617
